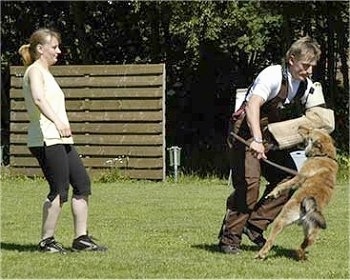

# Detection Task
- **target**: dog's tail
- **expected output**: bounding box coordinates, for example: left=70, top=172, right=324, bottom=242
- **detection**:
left=300, top=197, right=327, bottom=229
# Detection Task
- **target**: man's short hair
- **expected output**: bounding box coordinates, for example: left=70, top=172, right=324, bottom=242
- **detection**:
left=285, top=36, right=321, bottom=64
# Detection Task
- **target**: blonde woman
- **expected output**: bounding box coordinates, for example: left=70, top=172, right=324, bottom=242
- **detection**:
left=19, top=28, right=106, bottom=253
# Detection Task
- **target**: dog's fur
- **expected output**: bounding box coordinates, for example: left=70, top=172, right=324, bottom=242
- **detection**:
left=255, top=125, right=338, bottom=261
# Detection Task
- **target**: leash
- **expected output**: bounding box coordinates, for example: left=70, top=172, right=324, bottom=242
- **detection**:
left=229, top=132, right=299, bottom=177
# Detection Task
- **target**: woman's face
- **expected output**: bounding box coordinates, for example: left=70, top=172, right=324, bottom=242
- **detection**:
left=39, top=36, right=61, bottom=66
left=288, top=55, right=316, bottom=81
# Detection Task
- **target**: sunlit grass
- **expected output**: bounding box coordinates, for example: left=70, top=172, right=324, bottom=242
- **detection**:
left=1, top=175, right=349, bottom=279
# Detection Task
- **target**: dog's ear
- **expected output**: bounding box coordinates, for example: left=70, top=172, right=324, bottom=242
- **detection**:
left=298, top=125, right=312, bottom=138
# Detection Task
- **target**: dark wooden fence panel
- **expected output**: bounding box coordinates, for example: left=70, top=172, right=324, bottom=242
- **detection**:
left=9, top=64, right=166, bottom=180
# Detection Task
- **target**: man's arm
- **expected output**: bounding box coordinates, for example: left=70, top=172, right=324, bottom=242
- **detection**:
left=267, top=107, right=335, bottom=149
left=267, top=82, right=334, bottom=150
left=245, top=95, right=267, bottom=159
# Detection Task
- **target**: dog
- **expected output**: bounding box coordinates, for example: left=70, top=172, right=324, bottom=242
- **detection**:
left=255, top=125, right=338, bottom=261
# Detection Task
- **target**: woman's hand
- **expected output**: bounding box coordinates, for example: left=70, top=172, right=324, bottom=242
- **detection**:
left=55, top=121, right=71, bottom=138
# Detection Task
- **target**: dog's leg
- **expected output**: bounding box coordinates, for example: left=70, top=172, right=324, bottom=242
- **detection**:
left=255, top=216, right=286, bottom=260
left=267, top=176, right=301, bottom=199
left=296, top=224, right=322, bottom=261
left=255, top=200, right=299, bottom=260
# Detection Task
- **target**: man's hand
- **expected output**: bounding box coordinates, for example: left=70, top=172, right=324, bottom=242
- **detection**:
left=249, top=141, right=267, bottom=159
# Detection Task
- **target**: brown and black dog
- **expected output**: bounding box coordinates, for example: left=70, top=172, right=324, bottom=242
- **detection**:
left=255, top=125, right=338, bottom=261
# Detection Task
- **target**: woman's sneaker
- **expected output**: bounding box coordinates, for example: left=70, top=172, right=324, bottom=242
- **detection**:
left=72, top=235, right=107, bottom=252
left=38, top=237, right=67, bottom=254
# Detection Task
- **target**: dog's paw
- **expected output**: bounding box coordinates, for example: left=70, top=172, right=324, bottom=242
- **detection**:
left=296, top=249, right=308, bottom=261
left=254, top=252, right=267, bottom=260
left=266, top=191, right=279, bottom=199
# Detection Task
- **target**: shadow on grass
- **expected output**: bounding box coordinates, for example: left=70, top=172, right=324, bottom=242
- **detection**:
left=191, top=243, right=222, bottom=253
left=191, top=243, right=261, bottom=254
left=1, top=242, right=38, bottom=252
left=266, top=245, right=301, bottom=261
left=192, top=243, right=300, bottom=260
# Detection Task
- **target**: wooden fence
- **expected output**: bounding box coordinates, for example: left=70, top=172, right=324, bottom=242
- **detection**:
left=9, top=64, right=166, bottom=180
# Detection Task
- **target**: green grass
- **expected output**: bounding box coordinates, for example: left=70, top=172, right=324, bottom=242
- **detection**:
left=1, top=175, right=349, bottom=279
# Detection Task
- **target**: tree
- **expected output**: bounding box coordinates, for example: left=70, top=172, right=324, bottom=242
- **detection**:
left=1, top=0, right=348, bottom=175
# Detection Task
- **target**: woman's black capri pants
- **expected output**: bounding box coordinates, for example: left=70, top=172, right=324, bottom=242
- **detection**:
left=29, top=144, right=91, bottom=203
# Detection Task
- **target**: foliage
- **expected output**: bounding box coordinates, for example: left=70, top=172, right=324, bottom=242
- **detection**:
left=1, top=177, right=349, bottom=278
left=1, top=0, right=349, bottom=177
left=337, top=153, right=350, bottom=183
left=93, top=167, right=127, bottom=183
left=333, top=85, right=350, bottom=153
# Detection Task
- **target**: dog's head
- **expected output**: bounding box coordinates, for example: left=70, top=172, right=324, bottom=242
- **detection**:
left=298, top=125, right=336, bottom=159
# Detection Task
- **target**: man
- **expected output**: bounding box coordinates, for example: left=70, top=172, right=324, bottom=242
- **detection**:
left=218, top=36, right=334, bottom=254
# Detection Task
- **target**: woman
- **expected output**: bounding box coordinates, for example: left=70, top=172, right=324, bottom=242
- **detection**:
left=18, top=28, right=106, bottom=253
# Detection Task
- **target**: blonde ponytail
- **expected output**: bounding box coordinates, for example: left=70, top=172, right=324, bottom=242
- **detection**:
left=18, top=44, right=34, bottom=66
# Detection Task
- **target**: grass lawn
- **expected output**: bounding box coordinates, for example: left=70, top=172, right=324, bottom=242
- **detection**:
left=1, top=175, right=349, bottom=279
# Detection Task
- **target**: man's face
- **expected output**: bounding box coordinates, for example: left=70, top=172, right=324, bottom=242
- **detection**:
left=288, top=55, right=316, bottom=81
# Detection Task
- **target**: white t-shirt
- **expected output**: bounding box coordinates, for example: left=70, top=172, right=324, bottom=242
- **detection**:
left=246, top=65, right=325, bottom=109
left=23, top=62, right=73, bottom=147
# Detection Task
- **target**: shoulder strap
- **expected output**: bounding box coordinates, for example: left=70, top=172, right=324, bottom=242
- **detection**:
left=262, top=65, right=288, bottom=111
left=277, top=63, right=288, bottom=100
left=294, top=79, right=308, bottom=102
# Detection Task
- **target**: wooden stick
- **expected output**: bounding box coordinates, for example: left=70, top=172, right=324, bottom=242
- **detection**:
left=229, top=132, right=299, bottom=177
